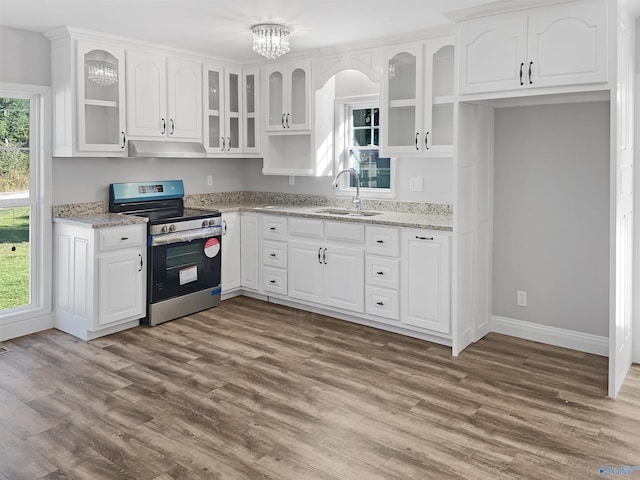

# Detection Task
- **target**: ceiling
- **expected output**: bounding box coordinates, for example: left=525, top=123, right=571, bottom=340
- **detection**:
left=0, top=0, right=499, bottom=63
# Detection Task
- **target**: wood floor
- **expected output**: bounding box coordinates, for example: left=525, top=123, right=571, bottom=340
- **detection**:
left=0, top=296, right=639, bottom=480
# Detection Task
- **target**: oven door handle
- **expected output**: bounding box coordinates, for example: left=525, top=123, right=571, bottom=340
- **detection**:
left=150, top=226, right=222, bottom=246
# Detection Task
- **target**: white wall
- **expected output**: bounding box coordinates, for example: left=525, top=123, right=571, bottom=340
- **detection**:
left=0, top=27, right=50, bottom=86
left=492, top=101, right=610, bottom=337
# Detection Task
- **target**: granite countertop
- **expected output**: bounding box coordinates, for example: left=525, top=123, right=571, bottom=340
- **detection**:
left=52, top=213, right=148, bottom=229
left=188, top=202, right=453, bottom=231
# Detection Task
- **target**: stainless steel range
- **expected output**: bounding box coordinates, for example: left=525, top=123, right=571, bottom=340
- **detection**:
left=109, top=180, right=222, bottom=326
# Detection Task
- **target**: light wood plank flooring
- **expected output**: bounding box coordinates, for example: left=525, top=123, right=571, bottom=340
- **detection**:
left=0, top=296, right=639, bottom=479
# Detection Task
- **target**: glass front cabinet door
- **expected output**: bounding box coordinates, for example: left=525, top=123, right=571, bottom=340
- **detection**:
left=243, top=68, right=260, bottom=153
left=77, top=41, right=127, bottom=153
left=204, top=64, right=242, bottom=155
left=264, top=60, right=311, bottom=131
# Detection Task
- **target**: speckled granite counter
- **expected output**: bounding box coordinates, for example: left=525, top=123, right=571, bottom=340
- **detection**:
left=52, top=192, right=453, bottom=231
left=52, top=213, right=148, bottom=229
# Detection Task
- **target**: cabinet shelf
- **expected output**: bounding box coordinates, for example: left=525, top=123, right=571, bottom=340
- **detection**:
left=433, top=95, right=455, bottom=105
left=84, top=99, right=119, bottom=108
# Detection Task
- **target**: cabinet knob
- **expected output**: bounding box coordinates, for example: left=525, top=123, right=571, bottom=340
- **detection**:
left=376, top=271, right=384, bottom=275
left=376, top=301, right=384, bottom=306
left=269, top=227, right=276, bottom=231
left=269, top=280, right=276, bottom=284
left=376, top=240, right=384, bottom=244
left=270, top=253, right=276, bottom=257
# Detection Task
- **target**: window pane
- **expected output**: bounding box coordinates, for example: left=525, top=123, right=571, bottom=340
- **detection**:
left=0, top=97, right=30, bottom=196
left=373, top=108, right=379, bottom=126
left=352, top=108, right=372, bottom=127
left=0, top=206, right=30, bottom=310
left=349, top=150, right=391, bottom=189
left=353, top=129, right=371, bottom=147
left=373, top=129, right=379, bottom=146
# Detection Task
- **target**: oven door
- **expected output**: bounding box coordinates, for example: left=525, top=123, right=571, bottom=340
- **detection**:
left=149, top=227, right=222, bottom=303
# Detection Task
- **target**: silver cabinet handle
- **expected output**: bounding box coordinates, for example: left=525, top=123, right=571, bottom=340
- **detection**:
left=161, top=118, right=166, bottom=135
left=222, top=220, right=227, bottom=235
left=415, top=235, right=434, bottom=241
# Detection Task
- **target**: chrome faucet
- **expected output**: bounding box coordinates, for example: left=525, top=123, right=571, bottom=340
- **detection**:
left=331, top=168, right=362, bottom=210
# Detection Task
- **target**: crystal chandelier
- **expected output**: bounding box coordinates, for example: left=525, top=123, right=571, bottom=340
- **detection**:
left=87, top=61, right=118, bottom=87
left=252, top=24, right=290, bottom=60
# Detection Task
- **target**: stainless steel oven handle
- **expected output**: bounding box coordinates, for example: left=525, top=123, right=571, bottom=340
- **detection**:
left=151, top=226, right=222, bottom=246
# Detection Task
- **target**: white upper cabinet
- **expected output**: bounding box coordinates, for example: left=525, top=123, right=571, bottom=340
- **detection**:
left=459, top=1, right=608, bottom=94
left=126, top=50, right=202, bottom=140
left=204, top=64, right=242, bottom=154
left=50, top=33, right=128, bottom=156
left=263, top=60, right=312, bottom=131
left=381, top=36, right=455, bottom=157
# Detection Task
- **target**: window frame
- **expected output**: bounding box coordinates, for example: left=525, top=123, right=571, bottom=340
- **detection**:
left=334, top=95, right=395, bottom=199
left=0, top=83, right=52, bottom=329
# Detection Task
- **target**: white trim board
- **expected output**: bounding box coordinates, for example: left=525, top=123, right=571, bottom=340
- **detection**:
left=491, top=315, right=609, bottom=357
left=0, top=313, right=54, bottom=342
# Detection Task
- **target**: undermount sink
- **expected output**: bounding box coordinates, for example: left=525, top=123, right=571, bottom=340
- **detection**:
left=314, top=208, right=381, bottom=217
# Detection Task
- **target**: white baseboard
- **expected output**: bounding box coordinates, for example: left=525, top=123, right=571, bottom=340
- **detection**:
left=0, top=313, right=55, bottom=342
left=491, top=315, right=609, bottom=357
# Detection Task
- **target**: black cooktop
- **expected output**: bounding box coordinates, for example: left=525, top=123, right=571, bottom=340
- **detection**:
left=133, top=207, right=220, bottom=224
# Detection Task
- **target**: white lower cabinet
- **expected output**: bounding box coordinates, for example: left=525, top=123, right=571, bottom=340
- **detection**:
left=262, top=215, right=288, bottom=296
left=365, top=226, right=401, bottom=322
left=54, top=222, right=146, bottom=340
left=401, top=229, right=451, bottom=334
left=240, top=213, right=260, bottom=292
left=288, top=219, right=365, bottom=313
left=221, top=212, right=241, bottom=294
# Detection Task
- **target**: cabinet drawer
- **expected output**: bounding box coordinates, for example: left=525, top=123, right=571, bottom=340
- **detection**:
left=263, top=215, right=288, bottom=241
left=366, top=226, right=400, bottom=257
left=263, top=266, right=288, bottom=295
left=365, top=286, right=399, bottom=321
left=325, top=221, right=364, bottom=243
left=366, top=256, right=400, bottom=289
left=99, top=225, right=145, bottom=252
left=288, top=217, right=323, bottom=239
left=263, top=240, right=287, bottom=268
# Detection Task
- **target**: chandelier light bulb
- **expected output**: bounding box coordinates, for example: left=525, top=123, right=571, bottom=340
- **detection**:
left=252, top=24, right=291, bottom=60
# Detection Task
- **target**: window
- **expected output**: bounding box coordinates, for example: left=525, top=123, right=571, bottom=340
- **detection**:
left=336, top=98, right=394, bottom=197
left=0, top=86, right=51, bottom=324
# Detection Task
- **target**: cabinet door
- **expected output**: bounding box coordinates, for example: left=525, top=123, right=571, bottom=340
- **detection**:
left=527, top=2, right=608, bottom=88
left=76, top=41, right=127, bottom=152
left=264, top=63, right=285, bottom=131
left=423, top=36, right=455, bottom=155
left=287, top=60, right=311, bottom=130
left=126, top=50, right=167, bottom=137
left=240, top=214, right=260, bottom=291
left=381, top=43, right=424, bottom=155
left=458, top=16, right=527, bottom=94
left=243, top=68, right=260, bottom=153
left=324, top=245, right=364, bottom=313
left=97, top=249, right=144, bottom=327
left=221, top=213, right=241, bottom=292
left=167, top=57, right=202, bottom=140
left=288, top=241, right=323, bottom=304
left=224, top=67, right=242, bottom=153
left=401, top=231, right=451, bottom=334
left=204, top=64, right=224, bottom=152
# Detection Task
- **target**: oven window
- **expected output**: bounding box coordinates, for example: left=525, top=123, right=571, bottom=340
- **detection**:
left=150, top=237, right=221, bottom=302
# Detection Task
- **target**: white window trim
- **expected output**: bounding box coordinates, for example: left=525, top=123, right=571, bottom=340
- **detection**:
left=334, top=95, right=396, bottom=200
left=0, top=83, right=53, bottom=335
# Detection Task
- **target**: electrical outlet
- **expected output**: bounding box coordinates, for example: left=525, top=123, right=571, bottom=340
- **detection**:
left=206, top=175, right=213, bottom=186
left=517, top=290, right=527, bottom=307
